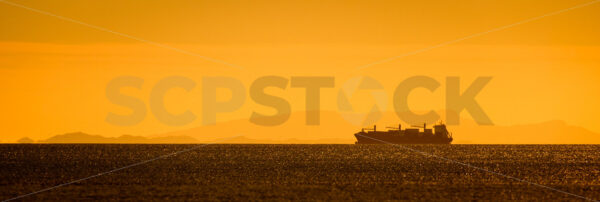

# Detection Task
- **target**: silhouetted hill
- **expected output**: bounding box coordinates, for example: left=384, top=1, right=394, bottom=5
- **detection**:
left=34, top=132, right=346, bottom=144
left=450, top=120, right=600, bottom=144
left=39, top=132, right=200, bottom=144
left=16, top=137, right=34, bottom=144
left=215, top=136, right=351, bottom=144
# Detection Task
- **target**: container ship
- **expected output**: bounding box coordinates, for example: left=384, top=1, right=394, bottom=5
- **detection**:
left=354, top=122, right=453, bottom=144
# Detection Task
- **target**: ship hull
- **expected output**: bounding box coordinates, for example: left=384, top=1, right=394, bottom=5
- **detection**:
left=354, top=133, right=452, bottom=144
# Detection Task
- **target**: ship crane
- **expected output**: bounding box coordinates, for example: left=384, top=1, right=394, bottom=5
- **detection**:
left=385, top=124, right=402, bottom=130
left=361, top=125, right=377, bottom=132
left=410, top=123, right=428, bottom=130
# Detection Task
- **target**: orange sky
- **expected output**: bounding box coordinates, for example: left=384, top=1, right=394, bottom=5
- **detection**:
left=1, top=0, right=600, bottom=142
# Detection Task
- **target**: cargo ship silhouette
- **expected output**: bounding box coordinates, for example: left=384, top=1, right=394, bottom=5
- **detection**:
left=354, top=122, right=453, bottom=144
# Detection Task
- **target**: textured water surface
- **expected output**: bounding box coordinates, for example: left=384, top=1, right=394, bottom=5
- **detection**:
left=1, top=144, right=599, bottom=201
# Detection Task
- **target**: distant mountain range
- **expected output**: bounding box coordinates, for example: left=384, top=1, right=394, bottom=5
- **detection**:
left=18, top=111, right=600, bottom=144
left=37, top=132, right=199, bottom=144
left=451, top=120, right=600, bottom=144
left=29, top=132, right=349, bottom=144
left=155, top=111, right=600, bottom=144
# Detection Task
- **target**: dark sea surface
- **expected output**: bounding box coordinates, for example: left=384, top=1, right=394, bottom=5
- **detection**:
left=1, top=144, right=599, bottom=201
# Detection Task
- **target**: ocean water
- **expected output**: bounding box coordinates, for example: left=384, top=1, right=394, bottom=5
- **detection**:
left=1, top=144, right=599, bottom=201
